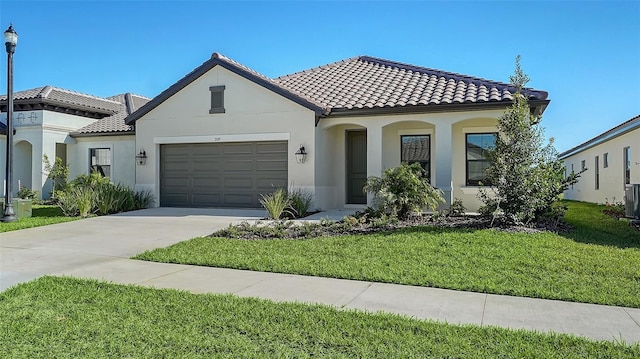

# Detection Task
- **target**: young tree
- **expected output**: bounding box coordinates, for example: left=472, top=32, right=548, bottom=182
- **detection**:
left=43, top=154, right=70, bottom=199
left=479, top=56, right=581, bottom=224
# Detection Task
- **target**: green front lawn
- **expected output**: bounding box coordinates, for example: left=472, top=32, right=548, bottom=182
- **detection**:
left=0, top=205, right=80, bottom=232
left=135, top=201, right=640, bottom=308
left=1, top=277, right=636, bottom=358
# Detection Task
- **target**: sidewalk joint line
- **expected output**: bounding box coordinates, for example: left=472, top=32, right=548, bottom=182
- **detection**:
left=622, top=308, right=640, bottom=329
left=133, top=264, right=193, bottom=285
left=342, top=282, right=373, bottom=308
left=480, top=294, right=488, bottom=326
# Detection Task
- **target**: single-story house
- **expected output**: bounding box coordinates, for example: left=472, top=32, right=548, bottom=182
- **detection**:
left=559, top=114, right=639, bottom=204
left=1, top=53, right=549, bottom=212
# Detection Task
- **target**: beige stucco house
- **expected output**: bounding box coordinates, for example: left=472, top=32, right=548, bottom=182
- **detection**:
left=125, top=53, right=549, bottom=212
left=1, top=53, right=550, bottom=212
left=560, top=114, right=640, bottom=204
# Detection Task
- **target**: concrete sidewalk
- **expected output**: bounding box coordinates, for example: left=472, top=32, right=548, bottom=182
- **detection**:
left=53, top=258, right=640, bottom=344
left=2, top=207, right=640, bottom=345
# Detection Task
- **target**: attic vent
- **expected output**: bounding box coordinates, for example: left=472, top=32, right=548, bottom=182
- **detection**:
left=209, top=85, right=225, bottom=114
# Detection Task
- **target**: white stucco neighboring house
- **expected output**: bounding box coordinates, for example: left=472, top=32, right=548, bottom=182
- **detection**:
left=559, top=114, right=640, bottom=205
left=0, top=87, right=149, bottom=199
left=124, top=53, right=550, bottom=212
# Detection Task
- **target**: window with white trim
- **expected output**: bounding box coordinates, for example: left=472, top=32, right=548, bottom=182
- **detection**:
left=624, top=146, right=631, bottom=185
left=90, top=148, right=111, bottom=178
left=466, top=133, right=496, bottom=186
left=401, top=135, right=430, bottom=181
left=595, top=155, right=599, bottom=190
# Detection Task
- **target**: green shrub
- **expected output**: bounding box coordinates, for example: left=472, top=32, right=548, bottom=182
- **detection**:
left=259, top=188, right=293, bottom=220
left=134, top=189, right=155, bottom=209
left=447, top=198, right=466, bottom=217
left=56, top=190, right=79, bottom=217
left=76, top=188, right=94, bottom=218
left=289, top=187, right=313, bottom=218
left=363, top=163, right=445, bottom=220
left=56, top=173, right=154, bottom=217
left=17, top=186, right=38, bottom=200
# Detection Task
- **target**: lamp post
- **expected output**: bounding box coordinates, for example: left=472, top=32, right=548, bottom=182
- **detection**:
left=2, top=24, right=17, bottom=223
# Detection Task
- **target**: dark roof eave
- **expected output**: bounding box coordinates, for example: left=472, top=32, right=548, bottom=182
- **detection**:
left=70, top=131, right=135, bottom=138
left=320, top=99, right=550, bottom=121
left=125, top=55, right=325, bottom=125
left=1, top=98, right=116, bottom=118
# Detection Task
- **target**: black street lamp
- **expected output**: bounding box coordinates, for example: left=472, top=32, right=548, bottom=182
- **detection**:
left=2, top=24, right=18, bottom=223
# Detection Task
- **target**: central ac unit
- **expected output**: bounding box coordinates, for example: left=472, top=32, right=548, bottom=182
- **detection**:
left=625, top=184, right=640, bottom=219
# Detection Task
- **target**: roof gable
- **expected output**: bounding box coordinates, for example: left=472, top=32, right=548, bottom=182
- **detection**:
left=124, top=53, right=326, bottom=125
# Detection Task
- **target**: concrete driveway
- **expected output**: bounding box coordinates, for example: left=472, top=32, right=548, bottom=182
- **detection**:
left=0, top=207, right=265, bottom=291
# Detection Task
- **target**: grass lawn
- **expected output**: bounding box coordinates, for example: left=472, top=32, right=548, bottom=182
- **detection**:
left=1, top=276, right=637, bottom=358
left=135, top=201, right=640, bottom=308
left=0, top=205, right=80, bottom=233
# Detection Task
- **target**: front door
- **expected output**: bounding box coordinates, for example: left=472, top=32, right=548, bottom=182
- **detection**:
left=346, top=130, right=367, bottom=204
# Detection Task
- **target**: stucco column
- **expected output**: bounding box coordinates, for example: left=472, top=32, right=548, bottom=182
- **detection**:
left=435, top=123, right=453, bottom=206
left=366, top=125, right=383, bottom=205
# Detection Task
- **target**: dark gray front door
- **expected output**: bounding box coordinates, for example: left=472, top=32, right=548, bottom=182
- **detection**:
left=346, top=130, right=367, bottom=204
left=160, top=141, right=288, bottom=208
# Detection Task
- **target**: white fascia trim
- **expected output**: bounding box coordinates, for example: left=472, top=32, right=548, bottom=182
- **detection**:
left=559, top=121, right=640, bottom=159
left=153, top=132, right=290, bottom=144
left=462, top=126, right=496, bottom=133
left=398, top=129, right=434, bottom=136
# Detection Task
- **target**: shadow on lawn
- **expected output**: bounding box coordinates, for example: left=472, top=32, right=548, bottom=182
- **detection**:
left=31, top=206, right=65, bottom=218
left=559, top=201, right=640, bottom=249
left=559, top=222, right=640, bottom=249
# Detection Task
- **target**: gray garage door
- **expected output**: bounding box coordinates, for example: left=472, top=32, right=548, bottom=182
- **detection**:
left=160, top=141, right=288, bottom=208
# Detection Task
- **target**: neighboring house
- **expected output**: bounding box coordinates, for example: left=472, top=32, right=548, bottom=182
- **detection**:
left=559, top=114, right=640, bottom=204
left=125, top=53, right=549, bottom=212
left=0, top=86, right=149, bottom=198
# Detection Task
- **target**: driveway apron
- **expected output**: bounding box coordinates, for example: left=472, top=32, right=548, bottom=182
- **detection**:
left=0, top=207, right=265, bottom=291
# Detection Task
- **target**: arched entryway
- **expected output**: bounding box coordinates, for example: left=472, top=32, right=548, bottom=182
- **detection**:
left=14, top=140, right=32, bottom=195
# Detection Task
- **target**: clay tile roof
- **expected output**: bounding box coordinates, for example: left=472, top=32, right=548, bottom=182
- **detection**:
left=125, top=53, right=549, bottom=125
left=274, top=56, right=548, bottom=113
left=0, top=85, right=122, bottom=113
left=73, top=93, right=150, bottom=135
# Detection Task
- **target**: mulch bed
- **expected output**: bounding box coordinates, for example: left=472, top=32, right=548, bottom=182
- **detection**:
left=214, top=213, right=573, bottom=240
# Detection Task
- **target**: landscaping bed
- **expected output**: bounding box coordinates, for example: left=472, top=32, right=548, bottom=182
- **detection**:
left=1, top=276, right=636, bottom=358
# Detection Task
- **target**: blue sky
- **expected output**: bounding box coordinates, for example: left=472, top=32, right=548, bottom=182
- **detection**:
left=0, top=0, right=638, bottom=152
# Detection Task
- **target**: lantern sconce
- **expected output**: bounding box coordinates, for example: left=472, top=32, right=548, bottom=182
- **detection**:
left=295, top=145, right=307, bottom=164
left=135, top=149, right=147, bottom=166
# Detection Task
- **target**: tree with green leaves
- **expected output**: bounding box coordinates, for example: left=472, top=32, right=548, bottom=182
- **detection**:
left=43, top=154, right=70, bottom=199
left=479, top=56, right=582, bottom=225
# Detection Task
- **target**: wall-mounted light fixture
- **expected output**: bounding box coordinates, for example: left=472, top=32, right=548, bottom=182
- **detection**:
left=295, top=145, right=307, bottom=164
left=135, top=149, right=147, bottom=166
